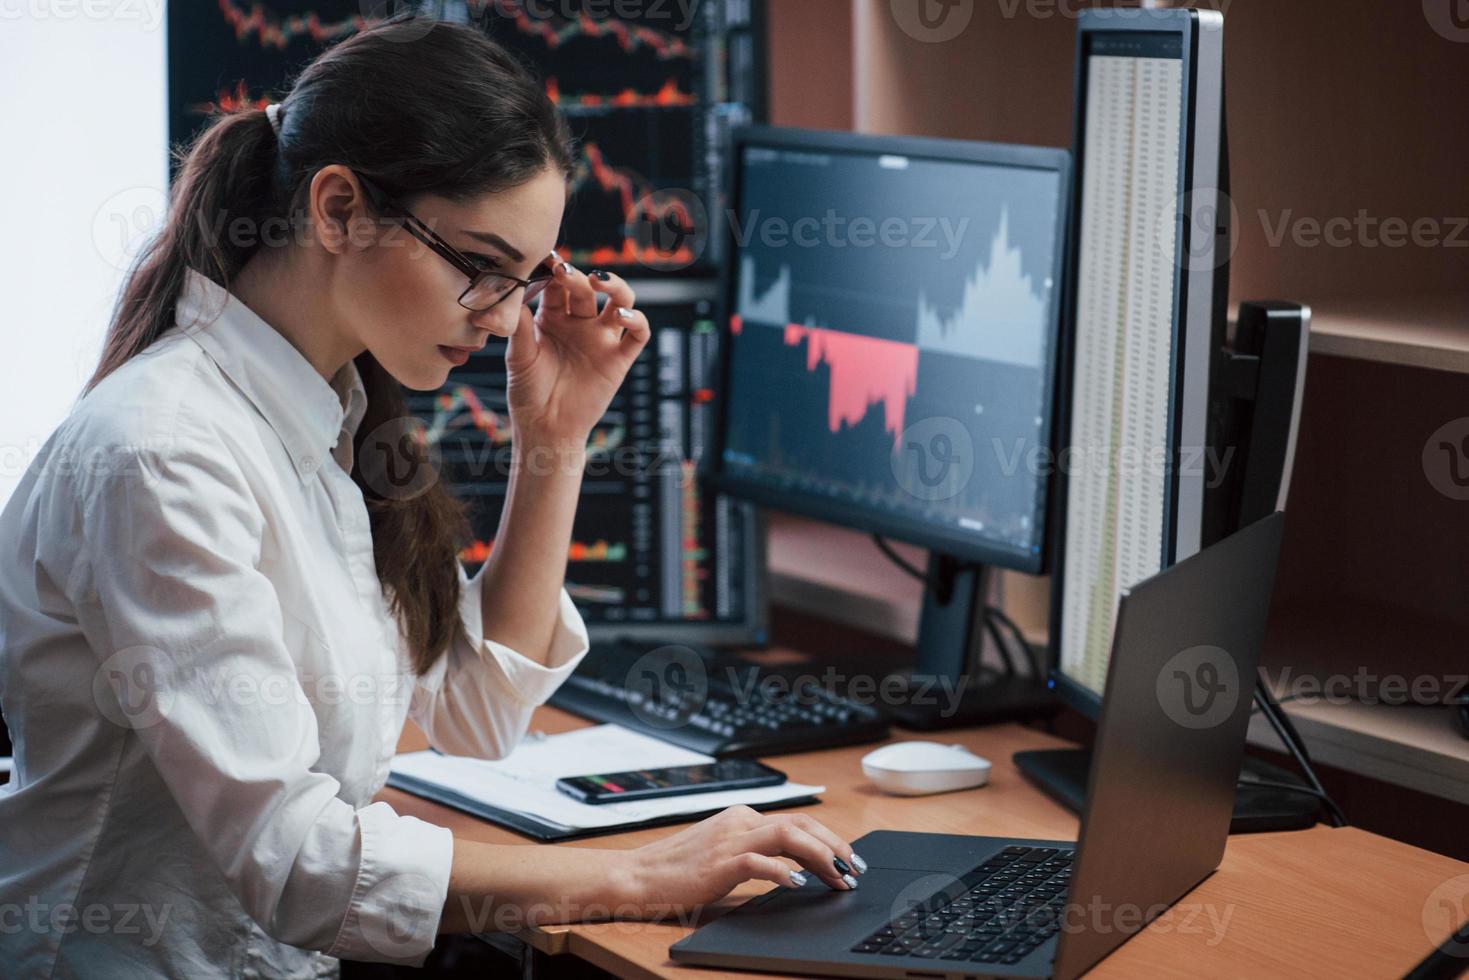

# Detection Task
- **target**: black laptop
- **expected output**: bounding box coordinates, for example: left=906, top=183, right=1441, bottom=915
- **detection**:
left=670, top=512, right=1284, bottom=979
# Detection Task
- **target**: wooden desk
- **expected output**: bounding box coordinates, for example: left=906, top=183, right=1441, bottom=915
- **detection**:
left=381, top=705, right=1467, bottom=979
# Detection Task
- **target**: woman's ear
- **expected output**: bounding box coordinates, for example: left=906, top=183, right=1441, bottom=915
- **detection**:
left=308, top=164, right=376, bottom=256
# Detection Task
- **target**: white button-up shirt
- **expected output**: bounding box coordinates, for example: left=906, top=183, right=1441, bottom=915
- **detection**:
left=0, top=268, right=591, bottom=977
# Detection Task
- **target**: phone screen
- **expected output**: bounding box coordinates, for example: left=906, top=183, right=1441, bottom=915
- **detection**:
left=557, top=759, right=784, bottom=802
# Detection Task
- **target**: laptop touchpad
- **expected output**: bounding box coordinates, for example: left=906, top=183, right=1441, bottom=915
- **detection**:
left=681, top=868, right=931, bottom=954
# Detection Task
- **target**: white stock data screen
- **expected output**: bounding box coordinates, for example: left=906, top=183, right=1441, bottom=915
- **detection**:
left=1060, top=32, right=1186, bottom=698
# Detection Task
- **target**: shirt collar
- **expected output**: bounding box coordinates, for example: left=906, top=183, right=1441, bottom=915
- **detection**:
left=177, top=267, right=368, bottom=480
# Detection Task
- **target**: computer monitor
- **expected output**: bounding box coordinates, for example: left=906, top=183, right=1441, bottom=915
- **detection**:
left=1020, top=10, right=1323, bottom=835
left=167, top=0, right=767, bottom=276
left=409, top=280, right=767, bottom=647
left=1046, top=8, right=1229, bottom=716
left=706, top=126, right=1071, bottom=728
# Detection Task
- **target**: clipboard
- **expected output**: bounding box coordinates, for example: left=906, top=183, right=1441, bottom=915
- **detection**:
left=387, top=770, right=821, bottom=842
left=386, top=724, right=826, bottom=843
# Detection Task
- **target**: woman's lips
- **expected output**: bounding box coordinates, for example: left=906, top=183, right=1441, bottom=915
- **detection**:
left=437, top=345, right=472, bottom=366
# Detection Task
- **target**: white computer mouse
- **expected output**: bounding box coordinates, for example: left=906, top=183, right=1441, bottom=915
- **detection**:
left=861, top=741, right=992, bottom=796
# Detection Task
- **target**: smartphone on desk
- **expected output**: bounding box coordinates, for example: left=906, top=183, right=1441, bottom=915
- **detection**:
left=555, top=759, right=786, bottom=804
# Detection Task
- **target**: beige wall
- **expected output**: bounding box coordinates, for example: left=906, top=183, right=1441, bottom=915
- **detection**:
left=779, top=0, right=1469, bottom=305
left=767, top=0, right=854, bottom=130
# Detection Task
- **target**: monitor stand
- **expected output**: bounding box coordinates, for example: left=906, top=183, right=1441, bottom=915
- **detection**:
left=880, top=553, right=1060, bottom=731
left=1013, top=745, right=1321, bottom=834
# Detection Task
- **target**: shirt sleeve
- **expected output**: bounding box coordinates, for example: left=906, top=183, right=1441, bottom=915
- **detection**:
left=67, top=437, right=452, bottom=966
left=409, top=560, right=590, bottom=759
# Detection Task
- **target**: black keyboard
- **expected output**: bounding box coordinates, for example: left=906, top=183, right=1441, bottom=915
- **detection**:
left=547, top=641, right=890, bottom=757
left=850, top=845, right=1075, bottom=966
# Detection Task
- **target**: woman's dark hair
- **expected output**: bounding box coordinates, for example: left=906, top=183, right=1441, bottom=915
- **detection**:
left=85, top=15, right=576, bottom=674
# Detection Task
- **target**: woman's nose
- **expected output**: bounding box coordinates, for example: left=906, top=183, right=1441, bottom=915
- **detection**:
left=471, top=299, right=522, bottom=337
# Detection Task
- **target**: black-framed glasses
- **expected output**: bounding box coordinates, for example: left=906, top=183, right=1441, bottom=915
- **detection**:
left=357, top=175, right=556, bottom=312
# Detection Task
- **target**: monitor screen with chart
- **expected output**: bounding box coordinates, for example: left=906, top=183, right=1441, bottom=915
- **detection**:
left=167, top=0, right=765, bottom=275
left=709, top=127, right=1070, bottom=574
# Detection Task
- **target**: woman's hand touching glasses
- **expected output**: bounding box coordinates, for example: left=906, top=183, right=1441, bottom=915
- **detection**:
left=504, top=255, right=651, bottom=446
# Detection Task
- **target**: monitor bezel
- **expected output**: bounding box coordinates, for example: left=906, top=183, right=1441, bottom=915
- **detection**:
left=1044, top=8, right=1225, bottom=719
left=703, top=124, right=1073, bottom=576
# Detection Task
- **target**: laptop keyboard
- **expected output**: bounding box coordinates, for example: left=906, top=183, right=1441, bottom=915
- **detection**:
left=849, top=845, right=1074, bottom=965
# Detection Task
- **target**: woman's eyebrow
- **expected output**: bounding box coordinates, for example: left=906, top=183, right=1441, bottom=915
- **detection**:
left=462, top=230, right=525, bottom=263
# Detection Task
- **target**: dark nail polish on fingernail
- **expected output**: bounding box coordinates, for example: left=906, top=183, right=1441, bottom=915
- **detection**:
left=591, top=270, right=611, bottom=281
left=833, top=857, right=852, bottom=876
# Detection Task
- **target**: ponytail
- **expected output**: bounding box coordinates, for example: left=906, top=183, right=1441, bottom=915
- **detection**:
left=87, top=107, right=280, bottom=394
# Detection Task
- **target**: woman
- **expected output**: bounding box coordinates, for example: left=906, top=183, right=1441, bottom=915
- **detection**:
left=0, top=17, right=863, bottom=978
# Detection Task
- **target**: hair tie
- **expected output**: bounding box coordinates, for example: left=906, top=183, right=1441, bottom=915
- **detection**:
left=265, top=102, right=283, bottom=139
